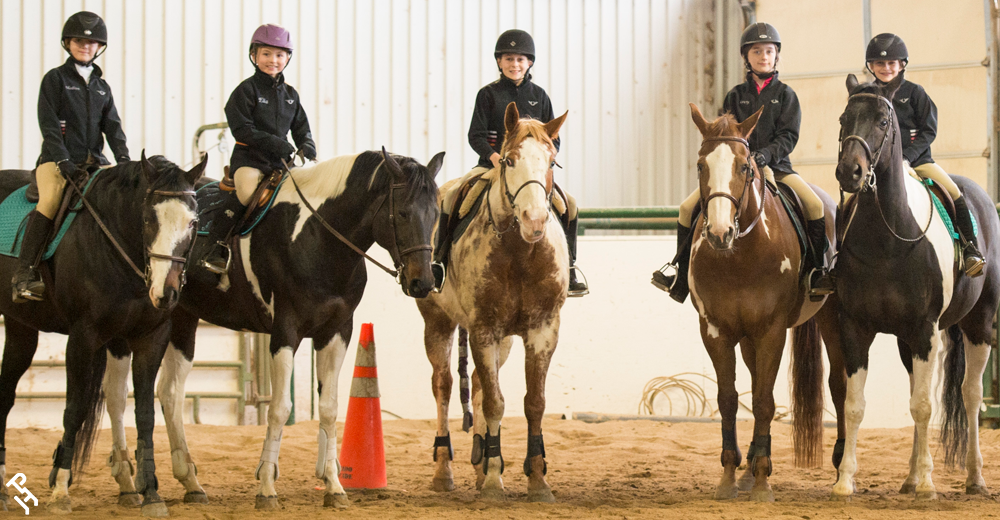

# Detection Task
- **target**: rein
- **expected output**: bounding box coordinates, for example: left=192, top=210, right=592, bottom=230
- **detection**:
left=699, top=136, right=766, bottom=239
left=284, top=158, right=430, bottom=282
left=837, top=92, right=933, bottom=244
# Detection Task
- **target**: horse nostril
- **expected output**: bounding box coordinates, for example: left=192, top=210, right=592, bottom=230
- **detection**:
left=533, top=230, right=542, bottom=237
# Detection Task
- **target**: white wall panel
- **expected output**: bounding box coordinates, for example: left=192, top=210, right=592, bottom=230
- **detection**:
left=0, top=0, right=724, bottom=208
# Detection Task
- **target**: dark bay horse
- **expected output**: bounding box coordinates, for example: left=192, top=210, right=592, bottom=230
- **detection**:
left=832, top=74, right=999, bottom=500
left=418, top=102, right=569, bottom=502
left=103, top=149, right=442, bottom=509
left=0, top=154, right=204, bottom=515
left=686, top=103, right=845, bottom=501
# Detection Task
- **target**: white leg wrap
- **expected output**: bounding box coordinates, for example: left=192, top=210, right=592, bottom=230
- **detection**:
left=316, top=427, right=339, bottom=479
left=255, top=430, right=282, bottom=481
left=171, top=449, right=194, bottom=480
left=107, top=449, right=134, bottom=478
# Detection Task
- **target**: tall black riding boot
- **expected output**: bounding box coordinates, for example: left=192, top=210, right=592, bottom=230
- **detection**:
left=431, top=212, right=451, bottom=291
left=806, top=217, right=834, bottom=301
left=565, top=215, right=589, bottom=297
left=199, top=193, right=247, bottom=275
left=12, top=210, right=54, bottom=303
left=651, top=223, right=692, bottom=303
left=954, top=197, right=986, bottom=277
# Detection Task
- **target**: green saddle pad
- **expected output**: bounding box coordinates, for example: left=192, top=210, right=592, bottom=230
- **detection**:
left=0, top=171, right=102, bottom=260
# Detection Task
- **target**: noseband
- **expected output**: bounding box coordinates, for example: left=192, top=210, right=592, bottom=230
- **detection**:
left=699, top=136, right=766, bottom=239
left=486, top=152, right=555, bottom=237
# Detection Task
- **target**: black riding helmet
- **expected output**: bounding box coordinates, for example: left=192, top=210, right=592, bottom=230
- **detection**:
left=740, top=22, right=781, bottom=79
left=61, top=11, right=108, bottom=65
left=865, top=33, right=908, bottom=75
left=494, top=29, right=535, bottom=61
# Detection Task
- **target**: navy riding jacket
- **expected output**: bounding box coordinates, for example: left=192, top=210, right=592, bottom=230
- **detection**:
left=722, top=71, right=801, bottom=175
left=889, top=79, right=937, bottom=167
left=468, top=75, right=560, bottom=169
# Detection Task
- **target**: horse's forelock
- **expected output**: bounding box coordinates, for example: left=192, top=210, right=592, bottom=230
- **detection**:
left=501, top=119, right=556, bottom=161
left=369, top=155, right=438, bottom=203
left=704, top=113, right=739, bottom=139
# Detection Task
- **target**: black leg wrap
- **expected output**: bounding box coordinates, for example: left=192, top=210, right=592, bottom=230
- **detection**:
left=470, top=434, right=484, bottom=465
left=832, top=438, right=846, bottom=470
left=720, top=429, right=742, bottom=468
left=134, top=440, right=158, bottom=494
left=432, top=434, right=453, bottom=462
left=482, top=430, right=503, bottom=475
left=749, top=435, right=772, bottom=477
left=49, top=441, right=74, bottom=488
left=523, top=433, right=547, bottom=476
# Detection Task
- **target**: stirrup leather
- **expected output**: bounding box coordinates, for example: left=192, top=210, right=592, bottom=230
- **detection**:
left=567, top=265, right=589, bottom=297
left=201, top=241, right=233, bottom=275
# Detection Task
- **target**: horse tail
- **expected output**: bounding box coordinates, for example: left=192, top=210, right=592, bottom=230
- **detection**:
left=73, top=348, right=108, bottom=476
left=940, top=324, right=968, bottom=468
left=457, top=327, right=473, bottom=432
left=790, top=316, right=824, bottom=468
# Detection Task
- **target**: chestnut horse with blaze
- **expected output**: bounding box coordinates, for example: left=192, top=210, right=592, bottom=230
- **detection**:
left=686, top=103, right=846, bottom=501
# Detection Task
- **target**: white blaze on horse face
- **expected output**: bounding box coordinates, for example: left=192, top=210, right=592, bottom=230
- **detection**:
left=509, top=138, right=552, bottom=242
left=704, top=144, right=737, bottom=236
left=277, top=154, right=359, bottom=242
left=148, top=199, right=196, bottom=303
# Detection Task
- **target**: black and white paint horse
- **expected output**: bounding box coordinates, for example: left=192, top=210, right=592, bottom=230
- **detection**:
left=0, top=154, right=204, bottom=516
left=103, top=149, right=442, bottom=509
left=832, top=74, right=999, bottom=500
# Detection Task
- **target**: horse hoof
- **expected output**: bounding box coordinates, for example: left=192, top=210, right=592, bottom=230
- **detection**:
left=527, top=488, right=556, bottom=503
left=750, top=487, right=775, bottom=503
left=966, top=484, right=990, bottom=496
left=184, top=490, right=209, bottom=504
left=140, top=500, right=169, bottom=518
left=829, top=492, right=852, bottom=502
left=480, top=487, right=506, bottom=502
left=255, top=495, right=280, bottom=510
left=737, top=475, right=754, bottom=492
left=432, top=477, right=455, bottom=492
left=899, top=482, right=916, bottom=494
left=915, top=490, right=937, bottom=501
left=118, top=492, right=142, bottom=507
left=47, top=496, right=72, bottom=514
left=714, top=485, right=739, bottom=500
left=323, top=493, right=350, bottom=509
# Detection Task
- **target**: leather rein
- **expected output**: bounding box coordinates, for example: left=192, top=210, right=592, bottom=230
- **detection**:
left=699, top=136, right=766, bottom=239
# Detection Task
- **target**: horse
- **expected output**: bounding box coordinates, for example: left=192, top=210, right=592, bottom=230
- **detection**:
left=0, top=153, right=204, bottom=516
left=831, top=73, right=999, bottom=500
left=101, top=149, right=443, bottom=509
left=684, top=103, right=846, bottom=501
left=417, top=102, right=568, bottom=502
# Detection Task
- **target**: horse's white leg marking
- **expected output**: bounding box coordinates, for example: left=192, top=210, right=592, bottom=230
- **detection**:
left=242, top=236, right=274, bottom=318
left=103, top=351, right=137, bottom=495
left=963, top=341, right=990, bottom=492
left=832, top=368, right=868, bottom=497
left=156, top=343, right=206, bottom=495
left=147, top=199, right=197, bottom=303
left=779, top=257, right=791, bottom=273
left=48, top=469, right=71, bottom=506
left=256, top=347, right=294, bottom=499
left=909, top=331, right=940, bottom=498
left=315, top=335, right=349, bottom=499
left=902, top=371, right=919, bottom=491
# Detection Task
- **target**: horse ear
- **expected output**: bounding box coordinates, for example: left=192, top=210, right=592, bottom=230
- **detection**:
left=139, top=149, right=155, bottom=183
left=425, top=151, right=446, bottom=179
left=543, top=110, right=568, bottom=141
left=381, top=146, right=404, bottom=179
left=504, top=102, right=520, bottom=136
left=737, top=106, right=765, bottom=138
left=186, top=152, right=208, bottom=185
left=883, top=70, right=904, bottom=100
left=846, top=74, right=860, bottom=94
left=689, top=103, right=711, bottom=136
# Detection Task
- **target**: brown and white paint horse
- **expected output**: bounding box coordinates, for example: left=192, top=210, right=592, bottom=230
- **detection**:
left=417, top=102, right=568, bottom=502
left=686, top=103, right=846, bottom=501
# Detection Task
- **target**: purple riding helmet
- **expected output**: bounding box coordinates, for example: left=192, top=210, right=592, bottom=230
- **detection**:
left=249, top=24, right=293, bottom=66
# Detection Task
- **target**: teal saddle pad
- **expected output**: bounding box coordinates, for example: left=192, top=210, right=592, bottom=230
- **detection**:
left=0, top=171, right=102, bottom=260
left=195, top=176, right=286, bottom=237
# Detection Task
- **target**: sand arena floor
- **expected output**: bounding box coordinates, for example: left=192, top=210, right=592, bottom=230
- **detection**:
left=3, top=416, right=999, bottom=518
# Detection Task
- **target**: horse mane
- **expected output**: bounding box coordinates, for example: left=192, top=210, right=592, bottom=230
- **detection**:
left=500, top=118, right=556, bottom=160
left=285, top=151, right=437, bottom=204
left=96, top=155, right=184, bottom=193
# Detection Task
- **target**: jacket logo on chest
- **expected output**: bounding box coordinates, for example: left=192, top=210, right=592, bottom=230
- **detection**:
left=258, top=97, right=269, bottom=104
left=528, top=101, right=538, bottom=106
left=65, top=86, right=80, bottom=91
left=96, top=90, right=106, bottom=96
left=770, top=99, right=779, bottom=104
left=739, top=100, right=750, bottom=105
left=286, top=99, right=295, bottom=105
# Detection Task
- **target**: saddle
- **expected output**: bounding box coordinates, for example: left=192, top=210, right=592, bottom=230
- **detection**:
left=196, top=168, right=285, bottom=238
left=772, top=182, right=810, bottom=267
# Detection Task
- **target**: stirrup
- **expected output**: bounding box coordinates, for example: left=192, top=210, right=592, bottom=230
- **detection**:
left=567, top=265, right=589, bottom=297
left=963, top=251, right=985, bottom=278
left=431, top=261, right=446, bottom=293
left=12, top=268, right=45, bottom=303
left=651, top=263, right=678, bottom=293
left=806, top=267, right=834, bottom=302
left=200, top=241, right=233, bottom=275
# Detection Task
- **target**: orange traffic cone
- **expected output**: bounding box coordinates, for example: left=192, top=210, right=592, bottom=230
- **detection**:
left=338, top=323, right=387, bottom=489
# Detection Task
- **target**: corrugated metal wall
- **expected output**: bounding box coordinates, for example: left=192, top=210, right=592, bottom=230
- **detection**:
left=0, top=0, right=731, bottom=208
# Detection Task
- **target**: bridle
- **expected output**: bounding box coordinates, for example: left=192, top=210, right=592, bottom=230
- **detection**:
left=837, top=92, right=933, bottom=244
left=284, top=155, right=431, bottom=284
left=486, top=151, right=555, bottom=237
left=698, top=136, right=766, bottom=239
left=65, top=168, right=198, bottom=289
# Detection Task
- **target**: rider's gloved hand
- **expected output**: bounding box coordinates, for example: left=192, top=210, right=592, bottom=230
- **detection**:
left=56, top=160, right=77, bottom=179
left=299, top=143, right=317, bottom=162
left=751, top=151, right=767, bottom=168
